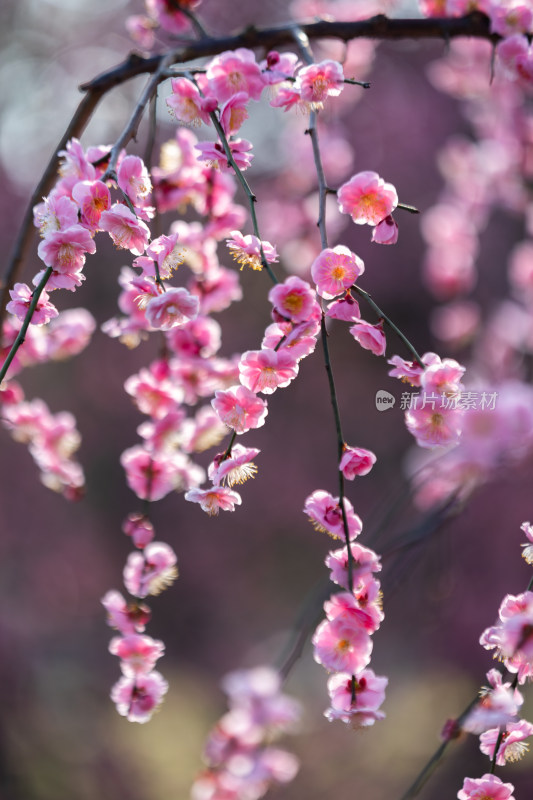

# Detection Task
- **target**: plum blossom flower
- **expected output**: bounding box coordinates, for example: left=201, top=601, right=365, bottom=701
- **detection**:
left=122, top=513, right=155, bottom=549
left=311, top=246, right=364, bottom=299
left=296, top=60, right=345, bottom=108
left=371, top=214, right=399, bottom=244
left=37, top=225, right=96, bottom=272
left=326, top=542, right=382, bottom=589
left=184, top=485, right=242, bottom=515
left=109, top=633, right=165, bottom=677
left=206, top=48, right=265, bottom=102
left=462, top=669, right=523, bottom=734
left=268, top=276, right=320, bottom=323
left=480, top=719, right=533, bottom=765
left=219, top=92, right=250, bottom=136
left=72, top=180, right=111, bottom=230
left=521, top=520, right=533, bottom=564
left=100, top=204, right=150, bottom=255
left=339, top=446, right=376, bottom=479
left=145, top=287, right=200, bottom=330
left=405, top=399, right=464, bottom=448
left=208, top=445, right=259, bottom=487
left=326, top=292, right=361, bottom=321
left=226, top=231, right=278, bottom=271
left=349, top=319, right=386, bottom=356
left=123, top=541, right=178, bottom=597
left=7, top=283, right=59, bottom=326
left=457, top=773, right=515, bottom=800
left=195, top=138, right=254, bottom=171
left=120, top=446, right=182, bottom=501
left=117, top=155, right=152, bottom=206
left=212, top=385, right=268, bottom=433
left=111, top=670, right=168, bottom=723
left=101, top=590, right=151, bottom=634
left=312, top=615, right=373, bottom=673
left=166, top=77, right=216, bottom=126
left=238, top=348, right=299, bottom=394
left=337, top=171, right=398, bottom=226
left=325, top=669, right=388, bottom=727
left=304, top=490, right=362, bottom=540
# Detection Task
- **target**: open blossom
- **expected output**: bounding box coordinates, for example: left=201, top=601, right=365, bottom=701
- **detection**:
left=166, top=77, right=216, bottom=126
left=184, top=485, right=242, bottom=515
left=109, top=633, right=165, bottom=676
left=34, top=192, right=79, bottom=237
left=349, top=319, right=386, bottom=356
left=195, top=137, right=254, bottom=172
left=226, top=231, right=278, bottom=271
left=337, top=171, right=398, bottom=226
left=72, top=180, right=111, bottom=230
left=212, top=385, right=268, bottom=433
left=111, top=670, right=168, bottom=723
left=206, top=48, right=265, bottom=102
left=457, top=773, right=515, bottom=800
left=208, top=445, right=259, bottom=487
left=120, top=446, right=182, bottom=501
left=145, top=287, right=199, bottom=330
left=405, top=398, right=464, bottom=448
left=325, top=669, right=388, bottom=727
left=117, top=155, right=152, bottom=205
left=123, top=541, right=178, bottom=598
left=239, top=348, right=299, bottom=394
left=138, top=232, right=184, bottom=280
left=462, top=669, right=523, bottom=734
left=339, top=446, right=376, bottom=479
left=268, top=276, right=320, bottom=323
left=296, top=59, right=345, bottom=108
left=480, top=719, right=533, bottom=765
left=37, top=225, right=96, bottom=271
left=311, top=246, right=364, bottom=299
left=326, top=542, right=382, bottom=589
left=312, top=615, right=373, bottom=673
left=7, top=283, right=58, bottom=326
left=101, top=590, right=151, bottom=635
left=304, top=490, right=362, bottom=540
left=100, top=204, right=150, bottom=255
left=219, top=92, right=250, bottom=136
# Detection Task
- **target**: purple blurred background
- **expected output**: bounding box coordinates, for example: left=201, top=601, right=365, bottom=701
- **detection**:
left=1, top=1, right=533, bottom=798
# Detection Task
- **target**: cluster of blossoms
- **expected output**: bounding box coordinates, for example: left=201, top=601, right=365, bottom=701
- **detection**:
left=191, top=667, right=301, bottom=800
left=102, top=513, right=178, bottom=722
left=447, top=521, right=533, bottom=798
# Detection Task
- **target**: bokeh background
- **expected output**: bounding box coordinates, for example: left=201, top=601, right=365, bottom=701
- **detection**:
left=1, top=1, right=533, bottom=798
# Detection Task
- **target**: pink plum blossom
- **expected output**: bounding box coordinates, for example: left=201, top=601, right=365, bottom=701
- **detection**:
left=326, top=292, right=361, bottom=321
left=72, top=180, right=111, bottom=230
left=349, top=319, right=386, bottom=356
left=195, top=138, right=254, bottom=171
left=120, top=445, right=182, bottom=500
left=145, top=287, right=200, bottom=330
left=37, top=225, right=96, bottom=272
left=125, top=14, right=156, bottom=49
left=312, top=615, right=373, bottom=673
left=7, top=283, right=59, bottom=326
left=138, top=232, right=184, bottom=280
left=371, top=214, right=399, bottom=244
left=304, top=489, right=362, bottom=540
left=480, top=719, right=533, bottom=765
left=124, top=365, right=184, bottom=418
left=100, top=204, right=150, bottom=255
left=339, top=446, right=376, bottom=478
left=117, top=155, right=152, bottom=206
left=311, top=245, right=364, bottom=299
left=109, top=633, right=165, bottom=676
left=208, top=445, right=259, bottom=487
left=219, top=92, right=250, bottom=135
left=123, top=541, right=178, bottom=598
left=268, top=276, right=320, bottom=323
left=34, top=192, right=79, bottom=237
left=206, top=48, right=265, bottom=102
left=296, top=59, right=345, bottom=108
left=325, top=669, right=388, bottom=727
left=337, top=170, right=398, bottom=226
left=166, top=77, right=216, bottom=126
left=462, top=669, right=523, bottom=734
left=457, top=774, right=515, bottom=800
left=101, top=590, right=151, bottom=635
left=405, top=398, right=464, bottom=448
left=111, top=670, right=168, bottom=723
left=326, top=542, right=382, bottom=589
left=212, top=385, right=268, bottom=433
left=122, top=513, right=155, bottom=549
left=184, top=485, right=242, bottom=515
left=226, top=230, right=278, bottom=271
left=238, top=348, right=299, bottom=394
left=146, top=0, right=201, bottom=33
